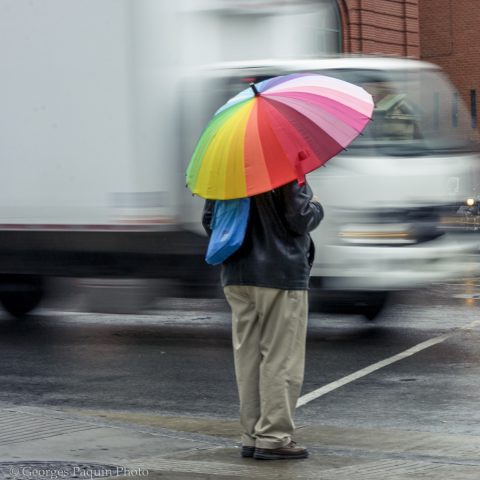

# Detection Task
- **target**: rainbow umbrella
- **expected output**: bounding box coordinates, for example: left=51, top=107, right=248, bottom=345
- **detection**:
left=186, top=73, right=374, bottom=200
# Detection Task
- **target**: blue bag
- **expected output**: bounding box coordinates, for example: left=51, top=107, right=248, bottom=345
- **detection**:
left=205, top=198, right=250, bottom=265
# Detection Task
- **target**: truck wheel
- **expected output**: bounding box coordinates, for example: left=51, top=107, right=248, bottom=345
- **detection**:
left=0, top=275, right=44, bottom=318
left=360, top=292, right=389, bottom=321
left=309, top=290, right=389, bottom=321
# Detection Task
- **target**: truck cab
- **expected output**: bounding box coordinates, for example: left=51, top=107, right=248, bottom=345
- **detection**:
left=182, top=56, right=480, bottom=319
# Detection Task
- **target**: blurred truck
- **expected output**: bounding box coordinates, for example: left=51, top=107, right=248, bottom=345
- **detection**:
left=181, top=57, right=480, bottom=320
left=0, top=0, right=219, bottom=316
left=0, top=0, right=345, bottom=317
left=1, top=1, right=479, bottom=319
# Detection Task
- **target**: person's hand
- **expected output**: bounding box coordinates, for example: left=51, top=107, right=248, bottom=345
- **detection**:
left=312, top=195, right=321, bottom=204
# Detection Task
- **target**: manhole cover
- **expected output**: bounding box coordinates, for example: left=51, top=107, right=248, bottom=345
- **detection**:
left=0, top=462, right=128, bottom=480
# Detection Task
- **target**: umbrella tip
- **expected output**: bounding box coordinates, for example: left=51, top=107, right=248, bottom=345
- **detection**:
left=249, top=82, right=260, bottom=97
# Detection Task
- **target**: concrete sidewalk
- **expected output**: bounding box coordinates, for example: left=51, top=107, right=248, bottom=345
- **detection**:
left=1, top=405, right=480, bottom=480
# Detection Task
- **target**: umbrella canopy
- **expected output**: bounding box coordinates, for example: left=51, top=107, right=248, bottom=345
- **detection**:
left=186, top=72, right=374, bottom=200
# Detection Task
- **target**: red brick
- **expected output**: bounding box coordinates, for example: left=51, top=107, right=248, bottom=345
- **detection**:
left=362, top=25, right=406, bottom=45
left=406, top=44, right=420, bottom=58
left=362, top=39, right=406, bottom=56
left=406, top=31, right=420, bottom=46
left=361, top=0, right=404, bottom=17
left=405, top=4, right=418, bottom=18
left=340, top=0, right=420, bottom=58
left=362, top=13, right=405, bottom=31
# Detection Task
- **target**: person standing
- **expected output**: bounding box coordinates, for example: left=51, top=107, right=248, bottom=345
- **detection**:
left=202, top=179, right=323, bottom=460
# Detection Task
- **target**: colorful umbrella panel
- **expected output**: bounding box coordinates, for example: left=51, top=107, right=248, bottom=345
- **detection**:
left=186, top=72, right=374, bottom=200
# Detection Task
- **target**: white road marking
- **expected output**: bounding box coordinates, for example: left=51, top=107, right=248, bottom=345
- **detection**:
left=297, top=318, right=480, bottom=408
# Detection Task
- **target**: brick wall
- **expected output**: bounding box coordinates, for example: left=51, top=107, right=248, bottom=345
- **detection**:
left=338, top=0, right=420, bottom=58
left=420, top=0, right=480, bottom=139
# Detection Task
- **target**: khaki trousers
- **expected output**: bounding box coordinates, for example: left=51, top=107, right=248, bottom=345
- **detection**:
left=223, top=285, right=308, bottom=449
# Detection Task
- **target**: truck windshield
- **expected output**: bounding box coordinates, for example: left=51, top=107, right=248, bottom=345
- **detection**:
left=323, top=68, right=474, bottom=156
left=224, top=67, right=474, bottom=157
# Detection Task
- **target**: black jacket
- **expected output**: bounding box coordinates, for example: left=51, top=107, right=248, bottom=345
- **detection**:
left=202, top=181, right=324, bottom=290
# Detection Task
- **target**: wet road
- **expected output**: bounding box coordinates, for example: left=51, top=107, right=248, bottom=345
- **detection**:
left=0, top=280, right=479, bottom=439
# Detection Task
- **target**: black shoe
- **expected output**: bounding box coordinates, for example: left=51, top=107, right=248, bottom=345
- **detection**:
left=241, top=445, right=256, bottom=458
left=254, top=441, right=308, bottom=460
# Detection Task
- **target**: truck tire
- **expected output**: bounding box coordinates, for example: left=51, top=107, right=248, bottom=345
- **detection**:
left=310, top=290, right=389, bottom=321
left=360, top=292, right=389, bottom=321
left=0, top=275, right=44, bottom=318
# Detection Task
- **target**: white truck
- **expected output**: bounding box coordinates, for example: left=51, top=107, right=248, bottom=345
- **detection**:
left=0, top=0, right=216, bottom=316
left=182, top=57, right=480, bottom=319
left=1, top=1, right=478, bottom=319
left=0, top=0, right=352, bottom=317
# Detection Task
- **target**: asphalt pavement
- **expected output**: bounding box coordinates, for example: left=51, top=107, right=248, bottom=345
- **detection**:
left=1, top=280, right=480, bottom=479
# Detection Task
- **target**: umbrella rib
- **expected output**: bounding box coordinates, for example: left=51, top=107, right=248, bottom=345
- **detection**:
left=268, top=96, right=349, bottom=166
left=264, top=95, right=367, bottom=147
left=265, top=91, right=372, bottom=134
